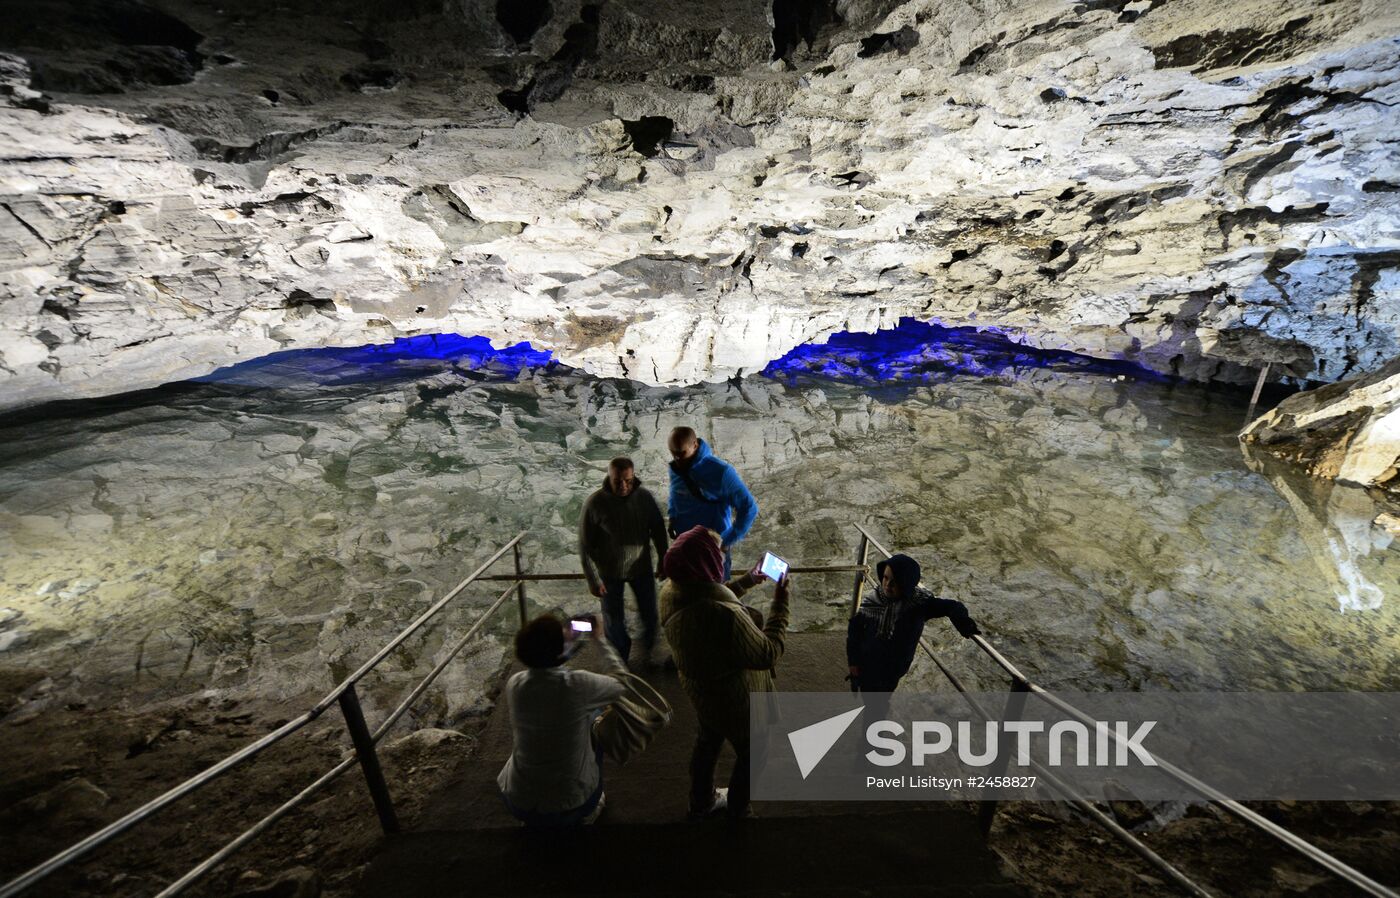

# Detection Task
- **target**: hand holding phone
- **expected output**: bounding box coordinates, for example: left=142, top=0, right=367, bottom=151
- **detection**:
left=756, top=552, right=789, bottom=583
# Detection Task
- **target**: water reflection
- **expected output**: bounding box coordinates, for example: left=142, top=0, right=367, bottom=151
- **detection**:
left=2, top=324, right=1398, bottom=715
left=1240, top=443, right=1393, bottom=612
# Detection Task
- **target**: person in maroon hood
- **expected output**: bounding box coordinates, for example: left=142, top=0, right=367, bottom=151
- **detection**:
left=660, top=526, right=790, bottom=820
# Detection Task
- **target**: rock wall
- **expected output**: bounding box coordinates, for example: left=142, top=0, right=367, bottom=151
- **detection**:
left=1242, top=355, right=1400, bottom=493
left=2, top=0, right=1399, bottom=410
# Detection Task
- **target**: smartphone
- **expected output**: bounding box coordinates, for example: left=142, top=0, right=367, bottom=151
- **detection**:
left=759, top=552, right=789, bottom=582
left=570, top=619, right=593, bottom=633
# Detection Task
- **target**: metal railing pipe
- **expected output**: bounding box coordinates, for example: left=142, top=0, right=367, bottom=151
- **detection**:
left=0, top=711, right=320, bottom=898
left=372, top=582, right=521, bottom=742
left=853, top=523, right=893, bottom=560
left=919, top=639, right=1214, bottom=898
left=850, top=535, right=870, bottom=618
left=151, top=580, right=525, bottom=898
left=475, top=564, right=869, bottom=582
left=339, top=684, right=399, bottom=834
left=1026, top=686, right=1399, bottom=898
left=1025, top=758, right=1216, bottom=898
left=960, top=626, right=1394, bottom=897
left=311, top=532, right=526, bottom=713
left=513, top=543, right=529, bottom=627
left=878, top=515, right=1394, bottom=898
left=477, top=572, right=589, bottom=581
left=0, top=534, right=526, bottom=898
left=151, top=756, right=358, bottom=898
left=978, top=678, right=1030, bottom=836
left=970, top=634, right=1032, bottom=687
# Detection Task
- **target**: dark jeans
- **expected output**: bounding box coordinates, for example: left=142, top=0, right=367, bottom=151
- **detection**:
left=857, top=686, right=895, bottom=728
left=689, top=724, right=759, bottom=818
left=601, top=574, right=658, bottom=662
left=501, top=746, right=605, bottom=828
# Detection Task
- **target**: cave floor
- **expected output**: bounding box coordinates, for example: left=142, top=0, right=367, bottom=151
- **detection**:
left=355, top=633, right=1026, bottom=897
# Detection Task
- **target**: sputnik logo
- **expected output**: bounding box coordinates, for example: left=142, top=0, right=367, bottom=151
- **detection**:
left=787, top=706, right=864, bottom=779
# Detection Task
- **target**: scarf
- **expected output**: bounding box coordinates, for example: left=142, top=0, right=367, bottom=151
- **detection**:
left=873, top=554, right=922, bottom=639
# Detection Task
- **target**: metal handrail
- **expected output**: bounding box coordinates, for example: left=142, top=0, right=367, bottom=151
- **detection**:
left=1027, top=686, right=1397, bottom=898
left=151, top=756, right=358, bottom=898
left=3, top=524, right=868, bottom=898
left=311, top=533, right=527, bottom=712
left=853, top=523, right=1398, bottom=898
left=154, top=578, right=525, bottom=898
left=475, top=564, right=869, bottom=582
left=370, top=581, right=523, bottom=743
left=0, top=711, right=324, bottom=898
left=0, top=533, right=529, bottom=898
left=918, top=638, right=1213, bottom=898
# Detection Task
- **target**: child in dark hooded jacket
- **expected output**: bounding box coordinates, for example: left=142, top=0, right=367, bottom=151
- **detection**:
left=846, top=553, right=980, bottom=693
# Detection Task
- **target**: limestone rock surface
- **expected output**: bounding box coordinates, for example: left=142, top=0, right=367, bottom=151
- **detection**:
left=1243, top=354, right=1400, bottom=491
left=2, top=0, right=1400, bottom=409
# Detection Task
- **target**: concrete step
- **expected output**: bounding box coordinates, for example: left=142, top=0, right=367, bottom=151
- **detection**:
left=355, top=811, right=1024, bottom=897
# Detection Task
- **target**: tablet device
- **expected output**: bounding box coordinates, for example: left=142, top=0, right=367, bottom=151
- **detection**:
left=759, top=552, right=789, bottom=581
left=569, top=619, right=593, bottom=633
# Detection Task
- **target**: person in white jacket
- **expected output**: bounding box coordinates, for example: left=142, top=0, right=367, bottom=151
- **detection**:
left=497, top=614, right=625, bottom=826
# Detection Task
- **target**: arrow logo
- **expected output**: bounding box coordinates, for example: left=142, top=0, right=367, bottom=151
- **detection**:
left=787, top=706, right=864, bottom=779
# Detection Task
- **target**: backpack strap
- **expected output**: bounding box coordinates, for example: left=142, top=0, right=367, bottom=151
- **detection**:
left=672, top=462, right=721, bottom=504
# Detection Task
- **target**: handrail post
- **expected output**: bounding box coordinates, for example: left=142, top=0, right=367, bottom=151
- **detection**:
left=1241, top=362, right=1270, bottom=432
left=978, top=677, right=1030, bottom=838
left=850, top=534, right=870, bottom=618
left=513, top=543, right=528, bottom=626
left=338, top=684, right=400, bottom=834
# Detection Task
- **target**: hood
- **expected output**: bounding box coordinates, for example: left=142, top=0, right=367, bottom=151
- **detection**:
left=662, top=525, right=724, bottom=583
left=875, top=554, right=921, bottom=599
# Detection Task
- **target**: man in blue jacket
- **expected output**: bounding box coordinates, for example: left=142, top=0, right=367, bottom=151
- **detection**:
left=666, top=426, right=758, bottom=578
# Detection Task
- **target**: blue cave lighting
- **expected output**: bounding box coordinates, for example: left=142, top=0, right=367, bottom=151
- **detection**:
left=762, top=319, right=1166, bottom=384
left=196, top=334, right=556, bottom=388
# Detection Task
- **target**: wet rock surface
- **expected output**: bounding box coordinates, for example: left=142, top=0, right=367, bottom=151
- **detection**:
left=0, top=690, right=489, bottom=898
left=2, top=0, right=1399, bottom=409
left=1243, top=354, right=1400, bottom=498
left=992, top=796, right=1400, bottom=898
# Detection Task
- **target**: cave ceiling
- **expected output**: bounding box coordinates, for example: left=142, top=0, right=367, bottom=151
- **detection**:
left=1, top=0, right=1398, bottom=408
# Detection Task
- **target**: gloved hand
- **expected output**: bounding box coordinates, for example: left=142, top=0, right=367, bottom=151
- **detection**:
left=954, top=617, right=982, bottom=638
left=845, top=668, right=861, bottom=693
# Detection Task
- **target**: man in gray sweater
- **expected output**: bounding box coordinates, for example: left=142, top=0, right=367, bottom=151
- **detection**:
left=579, top=457, right=670, bottom=666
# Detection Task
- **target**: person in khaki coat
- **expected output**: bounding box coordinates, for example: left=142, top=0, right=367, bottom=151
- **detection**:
left=660, top=525, right=790, bottom=820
